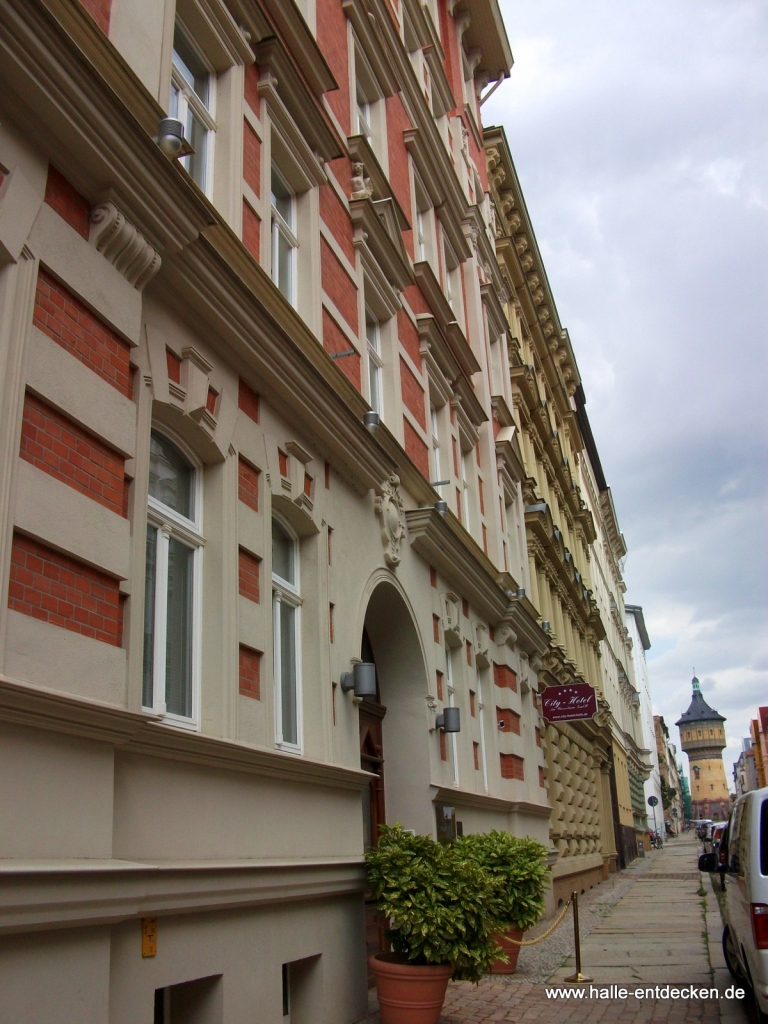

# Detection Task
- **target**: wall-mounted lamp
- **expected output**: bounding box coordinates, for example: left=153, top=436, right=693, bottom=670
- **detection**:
left=340, top=662, right=377, bottom=698
left=363, top=411, right=380, bottom=433
left=435, top=707, right=460, bottom=733
left=155, top=118, right=192, bottom=159
left=435, top=500, right=448, bottom=516
left=541, top=620, right=551, bottom=633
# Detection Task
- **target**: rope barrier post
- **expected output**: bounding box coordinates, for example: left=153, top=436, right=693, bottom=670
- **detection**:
left=564, top=890, right=593, bottom=983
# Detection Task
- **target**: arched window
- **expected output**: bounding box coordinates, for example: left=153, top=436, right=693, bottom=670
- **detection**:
left=272, top=516, right=301, bottom=750
left=142, top=430, right=203, bottom=723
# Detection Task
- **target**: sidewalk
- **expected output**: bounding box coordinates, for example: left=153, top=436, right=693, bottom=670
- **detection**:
left=363, top=832, right=749, bottom=1024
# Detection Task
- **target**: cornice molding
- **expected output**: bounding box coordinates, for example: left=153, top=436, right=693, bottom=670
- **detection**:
left=431, top=786, right=551, bottom=818
left=349, top=197, right=413, bottom=291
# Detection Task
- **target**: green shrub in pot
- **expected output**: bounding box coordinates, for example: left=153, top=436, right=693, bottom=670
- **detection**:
left=365, top=824, right=504, bottom=982
left=455, top=831, right=549, bottom=932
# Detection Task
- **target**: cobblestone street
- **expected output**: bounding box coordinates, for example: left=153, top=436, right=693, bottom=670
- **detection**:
left=363, top=832, right=751, bottom=1024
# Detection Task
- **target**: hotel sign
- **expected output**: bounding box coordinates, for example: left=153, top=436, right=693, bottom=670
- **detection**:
left=541, top=684, right=598, bottom=723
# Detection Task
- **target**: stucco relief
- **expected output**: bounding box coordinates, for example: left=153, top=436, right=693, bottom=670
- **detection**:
left=374, top=474, right=405, bottom=566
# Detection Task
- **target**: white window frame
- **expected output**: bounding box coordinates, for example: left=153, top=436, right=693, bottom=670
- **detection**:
left=271, top=168, right=299, bottom=307
left=170, top=27, right=216, bottom=195
left=413, top=172, right=435, bottom=266
left=366, top=311, right=383, bottom=416
left=143, top=430, right=204, bottom=730
left=430, top=405, right=443, bottom=486
left=461, top=449, right=472, bottom=530
left=445, top=647, right=459, bottom=788
left=272, top=515, right=303, bottom=753
left=443, top=238, right=463, bottom=324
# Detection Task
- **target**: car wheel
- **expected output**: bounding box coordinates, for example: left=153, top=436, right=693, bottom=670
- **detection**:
left=722, top=927, right=745, bottom=982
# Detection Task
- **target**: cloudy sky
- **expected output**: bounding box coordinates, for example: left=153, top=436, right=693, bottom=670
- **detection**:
left=485, top=0, right=768, bottom=782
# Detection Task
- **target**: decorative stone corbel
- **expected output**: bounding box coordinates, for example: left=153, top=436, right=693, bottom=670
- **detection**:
left=473, top=622, right=490, bottom=668
left=90, top=201, right=161, bottom=290
left=441, top=592, right=463, bottom=648
left=350, top=162, right=373, bottom=200
left=374, top=474, right=406, bottom=567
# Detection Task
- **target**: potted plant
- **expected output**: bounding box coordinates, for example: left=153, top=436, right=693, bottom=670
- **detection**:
left=365, top=824, right=502, bottom=1024
left=456, top=831, right=549, bottom=974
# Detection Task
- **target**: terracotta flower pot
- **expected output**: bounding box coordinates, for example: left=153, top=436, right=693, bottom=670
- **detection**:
left=490, top=927, right=524, bottom=974
left=369, top=953, right=452, bottom=1024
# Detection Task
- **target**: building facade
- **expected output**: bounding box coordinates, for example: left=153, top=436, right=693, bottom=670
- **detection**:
left=483, top=127, right=647, bottom=899
left=733, top=738, right=759, bottom=796
left=0, top=0, right=562, bottom=1018
left=653, top=716, right=684, bottom=835
left=625, top=604, right=663, bottom=840
left=751, top=708, right=768, bottom=789
left=676, top=677, right=730, bottom=822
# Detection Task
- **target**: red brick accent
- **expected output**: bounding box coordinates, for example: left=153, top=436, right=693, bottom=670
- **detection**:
left=324, top=461, right=331, bottom=489
left=386, top=94, right=413, bottom=257
left=79, top=0, right=111, bottom=32
left=238, top=378, right=260, bottom=423
left=327, top=525, right=333, bottom=564
left=243, top=119, right=261, bottom=196
left=400, top=357, right=426, bottom=429
left=244, top=62, right=260, bottom=113
left=278, top=449, right=289, bottom=477
left=436, top=670, right=443, bottom=701
left=206, top=387, right=218, bottom=415
left=493, top=662, right=518, bottom=692
left=239, top=643, right=261, bottom=699
left=465, top=639, right=472, bottom=666
left=538, top=765, right=546, bottom=788
left=439, top=730, right=447, bottom=762
left=429, top=565, right=437, bottom=588
left=473, top=741, right=480, bottom=770
left=8, top=532, right=122, bottom=645
left=320, top=182, right=355, bottom=264
left=402, top=284, right=431, bottom=315
left=33, top=270, right=132, bottom=399
left=397, top=308, right=421, bottom=366
left=469, top=689, right=476, bottom=717
left=238, top=547, right=260, bottom=603
left=535, top=727, right=542, bottom=747
left=497, top=706, right=521, bottom=735
left=321, top=238, right=358, bottom=334
left=329, top=602, right=335, bottom=642
left=432, top=614, right=440, bottom=643
left=478, top=478, right=485, bottom=515
left=317, top=0, right=350, bottom=133
left=462, top=597, right=469, bottom=618
left=456, top=488, right=462, bottom=523
left=242, top=200, right=261, bottom=260
left=439, top=3, right=463, bottom=113
left=404, top=418, right=429, bottom=478
left=489, top=624, right=495, bottom=642
left=20, top=393, right=127, bottom=517
left=304, top=472, right=313, bottom=497
left=166, top=348, right=181, bottom=383
left=323, top=310, right=361, bottom=389
left=500, top=753, right=524, bottom=781
left=44, top=166, right=90, bottom=239
left=452, top=438, right=459, bottom=476
left=238, top=456, right=260, bottom=512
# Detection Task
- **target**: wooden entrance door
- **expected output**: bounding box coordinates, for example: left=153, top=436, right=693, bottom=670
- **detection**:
left=360, top=698, right=386, bottom=982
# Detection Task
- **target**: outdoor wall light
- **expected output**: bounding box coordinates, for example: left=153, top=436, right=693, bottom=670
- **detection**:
left=435, top=707, right=461, bottom=733
left=363, top=411, right=380, bottom=432
left=340, top=662, right=377, bottom=698
left=155, top=118, right=187, bottom=158
left=435, top=499, right=448, bottom=516
left=541, top=620, right=551, bottom=633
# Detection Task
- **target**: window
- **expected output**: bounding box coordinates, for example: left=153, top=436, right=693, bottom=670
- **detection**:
left=356, top=82, right=372, bottom=140
left=272, top=516, right=301, bottom=750
left=430, top=405, right=443, bottom=485
left=443, top=239, right=463, bottom=324
left=366, top=311, right=383, bottom=415
left=445, top=648, right=459, bottom=788
left=414, top=173, right=435, bottom=266
left=170, top=27, right=215, bottom=193
left=143, top=431, right=202, bottom=724
left=271, top=168, right=298, bottom=304
left=461, top=450, right=473, bottom=531
left=353, top=47, right=385, bottom=157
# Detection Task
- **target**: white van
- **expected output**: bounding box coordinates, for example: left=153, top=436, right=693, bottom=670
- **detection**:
left=715, top=787, right=768, bottom=1023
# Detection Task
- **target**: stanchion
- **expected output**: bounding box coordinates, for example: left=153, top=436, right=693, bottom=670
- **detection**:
left=564, top=890, right=593, bottom=983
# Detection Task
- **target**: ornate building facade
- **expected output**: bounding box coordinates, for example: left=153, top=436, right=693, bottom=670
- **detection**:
left=676, top=677, right=731, bottom=821
left=483, top=126, right=648, bottom=901
left=0, top=0, right=563, bottom=1017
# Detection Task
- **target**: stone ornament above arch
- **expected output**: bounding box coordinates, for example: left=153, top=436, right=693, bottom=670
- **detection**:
left=374, top=474, right=405, bottom=567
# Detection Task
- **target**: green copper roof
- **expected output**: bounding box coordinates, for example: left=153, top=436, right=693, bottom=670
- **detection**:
left=675, top=676, right=726, bottom=726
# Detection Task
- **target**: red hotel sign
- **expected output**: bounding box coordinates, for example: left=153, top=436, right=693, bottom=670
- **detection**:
left=541, top=684, right=598, bottom=723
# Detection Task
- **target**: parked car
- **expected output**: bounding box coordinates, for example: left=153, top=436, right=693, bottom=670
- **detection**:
left=712, top=821, right=729, bottom=853
left=696, top=819, right=714, bottom=842
left=701, top=788, right=768, bottom=1023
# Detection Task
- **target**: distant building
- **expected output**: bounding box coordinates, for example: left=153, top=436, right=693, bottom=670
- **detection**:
left=653, top=716, right=684, bottom=836
left=625, top=605, right=662, bottom=843
left=733, top=738, right=758, bottom=796
left=679, top=770, right=692, bottom=821
left=676, top=677, right=730, bottom=821
left=751, top=709, right=768, bottom=789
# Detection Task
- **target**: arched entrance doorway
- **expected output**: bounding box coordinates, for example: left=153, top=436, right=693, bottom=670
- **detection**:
left=358, top=578, right=431, bottom=975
